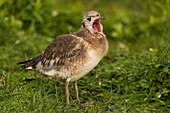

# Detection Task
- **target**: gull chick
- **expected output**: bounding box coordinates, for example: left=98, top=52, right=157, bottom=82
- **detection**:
left=18, top=11, right=108, bottom=105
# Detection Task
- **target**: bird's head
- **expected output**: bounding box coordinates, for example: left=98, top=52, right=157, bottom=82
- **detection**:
left=82, top=11, right=105, bottom=35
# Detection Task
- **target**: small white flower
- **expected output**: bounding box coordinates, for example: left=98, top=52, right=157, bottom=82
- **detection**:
left=52, top=10, right=58, bottom=17
left=158, top=94, right=161, bottom=98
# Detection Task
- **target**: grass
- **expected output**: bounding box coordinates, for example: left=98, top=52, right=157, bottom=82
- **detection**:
left=0, top=0, right=170, bottom=112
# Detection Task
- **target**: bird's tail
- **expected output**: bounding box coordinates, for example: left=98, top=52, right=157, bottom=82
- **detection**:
left=17, top=59, right=33, bottom=69
left=17, top=53, right=43, bottom=70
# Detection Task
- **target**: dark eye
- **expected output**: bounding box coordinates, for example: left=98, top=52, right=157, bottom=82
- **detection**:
left=96, top=14, right=99, bottom=17
left=87, top=17, right=91, bottom=21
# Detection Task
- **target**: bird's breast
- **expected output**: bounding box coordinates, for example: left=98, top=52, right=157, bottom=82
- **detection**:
left=68, top=49, right=101, bottom=82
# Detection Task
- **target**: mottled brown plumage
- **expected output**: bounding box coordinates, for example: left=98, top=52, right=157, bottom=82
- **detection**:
left=18, top=11, right=108, bottom=105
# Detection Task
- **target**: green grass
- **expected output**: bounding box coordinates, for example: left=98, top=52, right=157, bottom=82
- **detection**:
left=0, top=0, right=170, bottom=112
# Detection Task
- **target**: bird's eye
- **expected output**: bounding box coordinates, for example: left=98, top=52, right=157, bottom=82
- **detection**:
left=87, top=17, right=91, bottom=21
left=96, top=14, right=99, bottom=17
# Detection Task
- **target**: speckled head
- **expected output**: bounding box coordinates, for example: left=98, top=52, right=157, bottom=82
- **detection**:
left=82, top=11, right=105, bottom=35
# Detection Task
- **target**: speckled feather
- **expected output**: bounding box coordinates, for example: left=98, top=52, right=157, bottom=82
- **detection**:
left=18, top=11, right=109, bottom=105
left=18, top=12, right=108, bottom=83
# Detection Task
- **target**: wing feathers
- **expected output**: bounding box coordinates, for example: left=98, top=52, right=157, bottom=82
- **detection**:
left=18, top=33, right=88, bottom=71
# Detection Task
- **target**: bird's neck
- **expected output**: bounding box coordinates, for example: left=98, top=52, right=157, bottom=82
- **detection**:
left=75, top=28, right=108, bottom=57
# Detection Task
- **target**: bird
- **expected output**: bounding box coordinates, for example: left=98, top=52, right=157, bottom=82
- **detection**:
left=17, top=11, right=108, bottom=105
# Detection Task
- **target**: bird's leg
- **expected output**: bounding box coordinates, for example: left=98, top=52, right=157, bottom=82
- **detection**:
left=74, top=81, right=94, bottom=106
left=74, top=81, right=80, bottom=104
left=65, top=81, right=70, bottom=104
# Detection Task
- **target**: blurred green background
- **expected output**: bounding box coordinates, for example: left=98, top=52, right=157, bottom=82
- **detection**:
left=0, top=0, right=170, bottom=112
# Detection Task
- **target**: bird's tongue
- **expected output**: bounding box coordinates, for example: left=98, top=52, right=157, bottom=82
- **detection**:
left=92, top=20, right=102, bottom=33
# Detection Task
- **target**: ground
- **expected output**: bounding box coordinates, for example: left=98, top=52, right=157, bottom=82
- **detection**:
left=0, top=0, right=170, bottom=112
